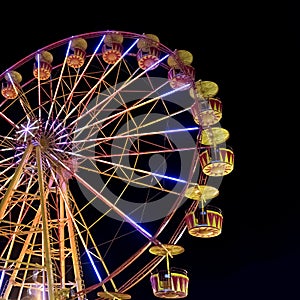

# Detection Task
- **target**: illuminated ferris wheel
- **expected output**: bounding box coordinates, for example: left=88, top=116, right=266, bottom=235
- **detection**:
left=0, top=31, right=234, bottom=300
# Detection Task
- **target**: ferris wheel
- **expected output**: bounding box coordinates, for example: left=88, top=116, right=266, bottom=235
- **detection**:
left=0, top=31, right=234, bottom=300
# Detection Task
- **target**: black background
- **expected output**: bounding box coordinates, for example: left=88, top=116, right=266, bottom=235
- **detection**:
left=0, top=2, right=298, bottom=300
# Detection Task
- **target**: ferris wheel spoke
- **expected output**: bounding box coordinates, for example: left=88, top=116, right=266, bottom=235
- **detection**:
left=0, top=111, right=20, bottom=129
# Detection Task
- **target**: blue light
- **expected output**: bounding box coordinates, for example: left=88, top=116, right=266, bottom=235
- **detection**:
left=0, top=271, right=5, bottom=294
left=151, top=172, right=187, bottom=184
left=94, top=35, right=106, bottom=53
left=86, top=249, right=103, bottom=283
left=163, top=126, right=199, bottom=135
left=124, top=215, right=153, bottom=239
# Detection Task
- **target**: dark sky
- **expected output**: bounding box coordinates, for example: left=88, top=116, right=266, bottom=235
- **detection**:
left=0, top=2, right=298, bottom=300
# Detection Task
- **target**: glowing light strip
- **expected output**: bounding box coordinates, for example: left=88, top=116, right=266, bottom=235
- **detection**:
left=86, top=250, right=102, bottom=282
left=5, top=73, right=31, bottom=123
left=36, top=53, right=42, bottom=120
left=6, top=73, right=18, bottom=95
left=0, top=271, right=4, bottom=294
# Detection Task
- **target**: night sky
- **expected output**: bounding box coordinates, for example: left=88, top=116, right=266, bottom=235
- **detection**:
left=0, top=2, right=298, bottom=300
